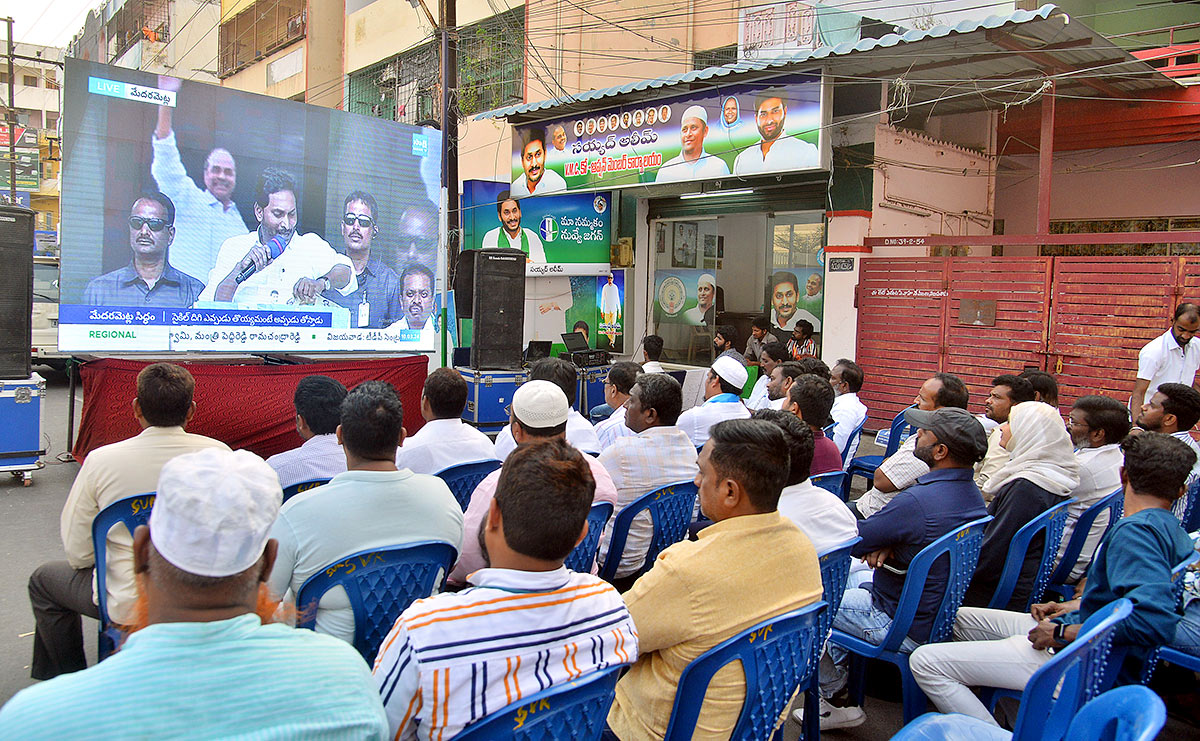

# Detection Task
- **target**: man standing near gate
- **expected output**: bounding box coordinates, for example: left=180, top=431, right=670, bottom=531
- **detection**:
left=1133, top=303, right=1200, bottom=411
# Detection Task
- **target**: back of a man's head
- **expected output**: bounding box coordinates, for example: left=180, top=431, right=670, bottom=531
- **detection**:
left=788, top=374, right=835, bottom=426
left=607, top=361, right=642, bottom=396
left=294, top=375, right=348, bottom=434
left=632, top=373, right=683, bottom=426
left=643, top=335, right=664, bottom=362
left=834, top=359, right=864, bottom=393
left=137, top=362, right=196, bottom=427
left=992, top=373, right=1037, bottom=404
left=751, top=409, right=813, bottom=487
left=931, top=373, right=969, bottom=409
left=423, top=367, right=469, bottom=419
left=1019, top=369, right=1059, bottom=407
left=795, top=356, right=831, bottom=381
left=761, top=341, right=788, bottom=366
left=708, top=418, right=789, bottom=512
left=495, top=439, right=594, bottom=562
left=512, top=380, right=569, bottom=439
left=340, top=381, right=404, bottom=461
left=1120, top=432, right=1195, bottom=502
left=529, top=357, right=579, bottom=406
left=1158, top=382, right=1200, bottom=431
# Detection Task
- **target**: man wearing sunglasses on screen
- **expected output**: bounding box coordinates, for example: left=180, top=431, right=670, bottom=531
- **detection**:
left=319, top=191, right=404, bottom=328
left=82, top=192, right=206, bottom=308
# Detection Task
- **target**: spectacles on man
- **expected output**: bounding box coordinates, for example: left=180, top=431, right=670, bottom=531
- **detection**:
left=129, top=216, right=169, bottom=232
left=343, top=214, right=375, bottom=228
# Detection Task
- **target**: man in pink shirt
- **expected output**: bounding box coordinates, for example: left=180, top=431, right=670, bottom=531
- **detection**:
left=450, top=380, right=617, bottom=583
left=786, top=373, right=843, bottom=475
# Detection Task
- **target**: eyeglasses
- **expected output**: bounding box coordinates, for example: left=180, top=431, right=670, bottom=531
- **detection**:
left=343, top=214, right=375, bottom=228
left=129, top=216, right=169, bottom=232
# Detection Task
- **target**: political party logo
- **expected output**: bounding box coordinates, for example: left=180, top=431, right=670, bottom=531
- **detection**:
left=593, top=195, right=608, bottom=214
left=658, top=275, right=686, bottom=316
left=539, top=215, right=559, bottom=242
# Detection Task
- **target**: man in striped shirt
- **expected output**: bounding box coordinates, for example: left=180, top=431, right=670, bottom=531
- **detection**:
left=373, top=439, right=638, bottom=739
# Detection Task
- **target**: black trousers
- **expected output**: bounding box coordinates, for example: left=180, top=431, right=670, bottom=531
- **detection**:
left=28, top=560, right=100, bottom=680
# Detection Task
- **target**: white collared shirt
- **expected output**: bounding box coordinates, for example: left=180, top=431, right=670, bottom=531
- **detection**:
left=198, top=231, right=357, bottom=305
left=1057, top=442, right=1123, bottom=582
left=654, top=152, right=731, bottom=183
left=746, top=375, right=771, bottom=410
left=395, top=418, right=497, bottom=475
left=641, top=361, right=666, bottom=374
left=595, top=405, right=637, bottom=450
left=493, top=409, right=602, bottom=460
left=733, top=134, right=819, bottom=176
left=265, top=433, right=347, bottom=489
left=829, top=392, right=867, bottom=468
left=1138, top=329, right=1200, bottom=402
left=777, top=478, right=860, bottom=553
left=675, top=395, right=751, bottom=448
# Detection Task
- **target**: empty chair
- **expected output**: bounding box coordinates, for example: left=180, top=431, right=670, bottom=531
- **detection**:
left=296, top=541, right=457, bottom=662
left=1045, top=488, right=1124, bottom=602
left=564, top=502, right=614, bottom=573
left=598, top=481, right=698, bottom=582
left=1175, top=476, right=1200, bottom=531
left=662, top=601, right=828, bottom=741
left=452, top=665, right=625, bottom=740
left=282, top=478, right=329, bottom=503
left=91, top=492, right=157, bottom=660
left=435, top=459, right=503, bottom=511
left=811, top=471, right=848, bottom=501
left=847, top=405, right=913, bottom=490
left=1064, top=686, right=1166, bottom=741
left=986, top=499, right=1073, bottom=612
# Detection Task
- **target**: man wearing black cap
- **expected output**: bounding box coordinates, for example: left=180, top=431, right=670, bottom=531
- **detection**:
left=808, top=406, right=988, bottom=730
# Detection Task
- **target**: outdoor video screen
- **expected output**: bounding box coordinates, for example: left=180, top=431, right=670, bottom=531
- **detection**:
left=58, top=58, right=443, bottom=353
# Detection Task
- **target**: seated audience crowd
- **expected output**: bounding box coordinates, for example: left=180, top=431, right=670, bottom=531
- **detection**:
left=6, top=322, right=1200, bottom=738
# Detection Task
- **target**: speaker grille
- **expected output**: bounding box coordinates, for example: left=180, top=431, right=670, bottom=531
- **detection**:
left=471, top=249, right=525, bottom=370
left=0, top=206, right=34, bottom=380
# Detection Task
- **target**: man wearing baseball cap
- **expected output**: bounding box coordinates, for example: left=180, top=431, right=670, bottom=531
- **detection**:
left=0, top=449, right=388, bottom=738
left=676, top=355, right=752, bottom=448
left=807, top=406, right=988, bottom=731
left=655, top=104, right=731, bottom=183
left=450, top=380, right=618, bottom=583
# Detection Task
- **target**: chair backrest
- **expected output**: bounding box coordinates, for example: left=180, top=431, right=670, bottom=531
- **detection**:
left=1063, top=685, right=1166, bottom=741
left=1009, top=598, right=1133, bottom=741
left=663, top=601, right=828, bottom=741
left=296, top=541, right=457, bottom=662
left=282, top=478, right=329, bottom=503
left=435, top=459, right=503, bottom=511
left=1049, top=488, right=1124, bottom=590
left=822, top=422, right=835, bottom=438
left=1137, top=549, right=1200, bottom=685
left=879, top=516, right=993, bottom=651
left=883, top=405, right=915, bottom=458
left=564, top=502, right=614, bottom=573
left=91, top=492, right=157, bottom=631
left=453, top=665, right=625, bottom=740
left=811, top=472, right=847, bottom=500
left=817, top=538, right=860, bottom=637
left=598, top=481, right=698, bottom=581
left=1176, top=476, right=1200, bottom=532
left=837, top=418, right=868, bottom=465
left=988, top=499, right=1074, bottom=611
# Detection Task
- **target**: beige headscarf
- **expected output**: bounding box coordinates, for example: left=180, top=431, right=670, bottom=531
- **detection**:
left=981, top=401, right=1081, bottom=498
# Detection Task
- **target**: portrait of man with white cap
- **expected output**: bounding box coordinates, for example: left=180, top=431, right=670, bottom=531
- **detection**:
left=684, top=273, right=717, bottom=326
left=655, top=104, right=732, bottom=183
left=675, top=355, right=753, bottom=447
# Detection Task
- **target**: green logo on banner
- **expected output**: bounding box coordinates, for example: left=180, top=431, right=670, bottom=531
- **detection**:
left=539, top=215, right=559, bottom=243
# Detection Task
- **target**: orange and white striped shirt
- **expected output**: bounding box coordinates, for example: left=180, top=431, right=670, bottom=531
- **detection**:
left=372, top=566, right=637, bottom=740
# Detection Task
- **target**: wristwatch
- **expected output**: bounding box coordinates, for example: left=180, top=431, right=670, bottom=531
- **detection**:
left=1053, top=622, right=1068, bottom=644
left=320, top=276, right=331, bottom=291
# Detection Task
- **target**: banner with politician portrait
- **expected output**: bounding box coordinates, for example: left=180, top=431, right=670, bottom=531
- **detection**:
left=654, top=269, right=716, bottom=326
left=509, top=73, right=825, bottom=194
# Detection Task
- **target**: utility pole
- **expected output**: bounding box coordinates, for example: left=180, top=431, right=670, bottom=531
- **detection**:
left=4, top=17, right=15, bottom=203
left=439, top=0, right=459, bottom=282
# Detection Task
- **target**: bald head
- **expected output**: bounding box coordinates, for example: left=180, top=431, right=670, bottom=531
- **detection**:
left=203, top=148, right=236, bottom=205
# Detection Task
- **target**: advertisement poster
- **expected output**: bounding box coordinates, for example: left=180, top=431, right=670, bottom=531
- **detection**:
left=672, top=222, right=698, bottom=268
left=655, top=269, right=715, bottom=326
left=768, top=267, right=824, bottom=356
left=510, top=73, right=824, bottom=194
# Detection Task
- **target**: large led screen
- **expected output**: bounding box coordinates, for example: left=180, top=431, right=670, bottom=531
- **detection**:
left=59, top=59, right=443, bottom=353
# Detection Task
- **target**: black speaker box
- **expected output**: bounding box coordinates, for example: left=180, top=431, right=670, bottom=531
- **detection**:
left=0, top=205, right=34, bottom=380
left=470, top=248, right=525, bottom=370
left=453, top=250, right=475, bottom=318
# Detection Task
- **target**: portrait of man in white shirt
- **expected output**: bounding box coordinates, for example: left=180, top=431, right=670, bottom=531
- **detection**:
left=733, top=91, right=819, bottom=176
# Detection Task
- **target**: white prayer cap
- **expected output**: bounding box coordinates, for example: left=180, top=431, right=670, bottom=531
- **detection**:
left=697, top=273, right=716, bottom=288
left=681, top=105, right=708, bottom=127
left=711, top=355, right=748, bottom=390
left=150, top=448, right=283, bottom=578
left=512, top=380, right=570, bottom=428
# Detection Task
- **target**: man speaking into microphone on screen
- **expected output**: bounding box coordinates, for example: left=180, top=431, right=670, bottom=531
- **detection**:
left=199, top=168, right=356, bottom=305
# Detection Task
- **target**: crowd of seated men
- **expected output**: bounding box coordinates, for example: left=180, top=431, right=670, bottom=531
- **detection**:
left=4, top=316, right=1199, bottom=738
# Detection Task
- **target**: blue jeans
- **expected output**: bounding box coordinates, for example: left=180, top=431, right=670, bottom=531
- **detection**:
left=1172, top=599, right=1200, bottom=656
left=819, top=587, right=919, bottom=698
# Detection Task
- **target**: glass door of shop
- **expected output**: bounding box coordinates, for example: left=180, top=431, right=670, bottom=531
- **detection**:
left=770, top=211, right=826, bottom=357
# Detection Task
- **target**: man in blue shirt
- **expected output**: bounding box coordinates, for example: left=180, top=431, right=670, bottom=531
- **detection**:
left=82, top=192, right=205, bottom=308
left=321, top=190, right=405, bottom=328
left=910, top=432, right=1196, bottom=726
left=0, top=447, right=388, bottom=738
left=810, top=406, right=989, bottom=730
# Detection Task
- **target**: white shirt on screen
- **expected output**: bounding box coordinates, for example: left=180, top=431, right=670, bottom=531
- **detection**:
left=654, top=153, right=731, bottom=183
left=395, top=417, right=497, bottom=475
left=830, top=392, right=867, bottom=468
left=150, top=130, right=248, bottom=283
left=493, top=410, right=602, bottom=460
left=481, top=226, right=546, bottom=263
left=510, top=169, right=567, bottom=197
left=1137, top=329, right=1200, bottom=403
left=198, top=232, right=357, bottom=305
left=265, top=433, right=347, bottom=490
left=733, top=135, right=820, bottom=176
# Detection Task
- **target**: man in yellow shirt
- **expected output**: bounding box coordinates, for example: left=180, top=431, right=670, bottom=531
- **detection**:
left=607, top=418, right=822, bottom=739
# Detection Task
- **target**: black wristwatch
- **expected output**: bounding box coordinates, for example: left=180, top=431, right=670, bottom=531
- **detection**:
left=1053, top=622, right=1068, bottom=644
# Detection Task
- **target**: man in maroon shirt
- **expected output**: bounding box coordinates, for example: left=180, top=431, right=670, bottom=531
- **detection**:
left=786, top=373, right=843, bottom=475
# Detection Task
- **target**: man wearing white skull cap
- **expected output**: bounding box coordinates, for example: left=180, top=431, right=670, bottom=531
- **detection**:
left=675, top=355, right=752, bottom=447
left=0, top=448, right=389, bottom=739
left=655, top=105, right=732, bottom=183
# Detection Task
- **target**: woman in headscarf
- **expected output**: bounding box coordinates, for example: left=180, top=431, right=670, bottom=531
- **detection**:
left=963, top=401, right=1081, bottom=611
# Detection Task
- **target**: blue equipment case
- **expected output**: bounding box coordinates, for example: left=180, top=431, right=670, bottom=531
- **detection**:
left=0, top=374, right=46, bottom=486
left=578, top=364, right=612, bottom=415
left=457, top=367, right=527, bottom=433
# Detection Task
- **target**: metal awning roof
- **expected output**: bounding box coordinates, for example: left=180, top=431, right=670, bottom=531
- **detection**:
left=477, top=4, right=1180, bottom=124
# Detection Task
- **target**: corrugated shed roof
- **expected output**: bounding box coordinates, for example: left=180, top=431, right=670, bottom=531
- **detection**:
left=477, top=4, right=1177, bottom=123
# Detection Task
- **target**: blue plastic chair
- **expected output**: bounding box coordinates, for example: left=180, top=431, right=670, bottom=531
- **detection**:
left=986, top=499, right=1073, bottom=612
left=1175, top=476, right=1200, bottom=532
left=282, top=478, right=330, bottom=503
left=91, top=492, right=157, bottom=660
left=1138, top=549, right=1199, bottom=684
left=453, top=665, right=624, bottom=740
left=1045, top=489, right=1124, bottom=602
left=1065, top=685, right=1166, bottom=741
left=296, top=541, right=457, bottom=662
left=835, top=418, right=868, bottom=467
left=811, top=471, right=848, bottom=502
left=847, top=405, right=914, bottom=491
left=831, top=516, right=993, bottom=724
left=598, top=481, right=698, bottom=582
left=798, top=539, right=861, bottom=741
left=435, top=459, right=503, bottom=511
left=662, top=601, right=828, bottom=741
left=898, top=599, right=1133, bottom=741
left=564, top=502, right=614, bottom=573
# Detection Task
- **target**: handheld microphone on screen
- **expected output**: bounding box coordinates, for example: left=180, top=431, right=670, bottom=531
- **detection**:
left=235, top=235, right=288, bottom=284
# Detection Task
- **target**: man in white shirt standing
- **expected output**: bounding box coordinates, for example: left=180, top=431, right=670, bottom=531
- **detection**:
left=598, top=373, right=701, bottom=581
left=654, top=105, right=731, bottom=183
left=733, top=91, right=820, bottom=176
left=396, top=368, right=497, bottom=474
left=676, top=355, right=752, bottom=447
left=1060, top=395, right=1130, bottom=582
left=511, top=129, right=567, bottom=197
left=747, top=342, right=787, bottom=410
left=494, top=357, right=601, bottom=459
left=830, top=359, right=869, bottom=468
left=595, top=361, right=642, bottom=450
left=266, top=375, right=348, bottom=489
left=1133, top=302, right=1200, bottom=411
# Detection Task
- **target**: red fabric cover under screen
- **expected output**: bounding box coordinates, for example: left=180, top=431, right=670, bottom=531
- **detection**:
left=73, top=356, right=428, bottom=462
